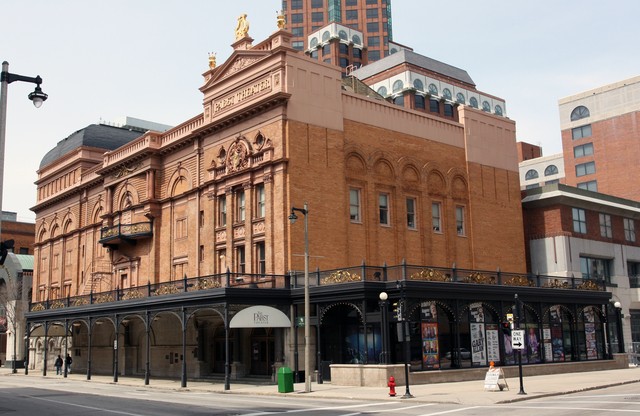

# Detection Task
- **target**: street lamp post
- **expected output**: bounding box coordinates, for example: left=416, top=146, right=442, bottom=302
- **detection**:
left=614, top=301, right=625, bottom=353
left=0, top=61, right=47, bottom=374
left=379, top=292, right=388, bottom=364
left=289, top=203, right=310, bottom=393
left=396, top=280, right=413, bottom=399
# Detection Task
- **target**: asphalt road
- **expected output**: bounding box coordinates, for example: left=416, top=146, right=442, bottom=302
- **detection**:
left=2, top=375, right=640, bottom=415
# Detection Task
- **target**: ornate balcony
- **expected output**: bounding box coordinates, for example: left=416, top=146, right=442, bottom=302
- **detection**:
left=99, top=221, right=153, bottom=247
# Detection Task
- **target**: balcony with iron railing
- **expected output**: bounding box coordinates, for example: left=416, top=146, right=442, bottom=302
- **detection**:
left=98, top=221, right=153, bottom=246
left=28, top=262, right=608, bottom=313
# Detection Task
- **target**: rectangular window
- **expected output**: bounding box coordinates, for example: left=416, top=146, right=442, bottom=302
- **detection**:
left=572, top=124, right=592, bottom=140
left=346, top=9, right=358, bottom=20
left=199, top=245, right=205, bottom=262
left=176, top=217, right=187, bottom=239
left=311, top=0, right=323, bottom=7
left=349, top=188, right=361, bottom=222
left=218, top=196, right=227, bottom=226
left=256, top=183, right=266, bottom=218
left=580, top=256, right=611, bottom=283
left=379, top=193, right=390, bottom=225
left=256, top=242, right=266, bottom=275
left=311, top=11, right=324, bottom=22
left=368, top=50, right=380, bottom=61
left=236, top=246, right=246, bottom=274
left=366, top=8, right=378, bottom=18
left=628, top=261, right=640, bottom=288
left=577, top=180, right=598, bottom=192
left=432, top=202, right=441, bottom=232
left=291, top=0, right=303, bottom=9
left=292, top=41, right=304, bottom=50
left=367, top=36, right=380, bottom=46
left=444, top=103, right=454, bottom=117
left=574, top=143, right=594, bottom=158
left=236, top=190, right=245, bottom=222
left=624, top=218, right=636, bottom=242
left=366, top=0, right=378, bottom=4
left=576, top=161, right=596, bottom=177
left=406, top=198, right=416, bottom=229
left=430, top=99, right=440, bottom=113
left=291, top=27, right=304, bottom=37
left=572, top=207, right=587, bottom=234
left=599, top=213, right=612, bottom=238
left=346, top=0, right=358, bottom=5
left=367, top=22, right=379, bottom=33
left=291, top=13, right=303, bottom=23
left=200, top=210, right=205, bottom=227
left=455, top=206, right=465, bottom=236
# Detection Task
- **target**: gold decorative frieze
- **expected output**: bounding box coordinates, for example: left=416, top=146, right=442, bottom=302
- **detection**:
left=321, top=270, right=361, bottom=284
left=122, top=290, right=145, bottom=300
left=463, top=272, right=496, bottom=285
left=154, top=284, right=180, bottom=296
left=410, top=268, right=450, bottom=282
left=72, top=298, right=89, bottom=307
left=31, top=303, right=45, bottom=312
left=50, top=301, right=66, bottom=309
left=543, top=279, right=569, bottom=289
left=577, top=280, right=600, bottom=291
left=504, top=275, right=534, bottom=287
left=194, top=277, right=221, bottom=291
left=95, top=293, right=115, bottom=304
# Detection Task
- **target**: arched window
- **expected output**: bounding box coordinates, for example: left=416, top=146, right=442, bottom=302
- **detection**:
left=494, top=105, right=503, bottom=116
left=525, top=169, right=539, bottom=180
left=469, top=97, right=478, bottom=108
left=338, top=30, right=348, bottom=40
left=322, top=31, right=331, bottom=42
left=482, top=101, right=491, bottom=112
left=377, top=86, right=387, bottom=96
left=544, top=165, right=559, bottom=176
left=456, top=92, right=466, bottom=104
left=442, top=88, right=452, bottom=100
left=413, top=79, right=424, bottom=91
left=571, top=105, right=590, bottom=121
left=428, top=83, right=438, bottom=95
left=392, top=80, right=404, bottom=93
left=352, top=34, right=361, bottom=45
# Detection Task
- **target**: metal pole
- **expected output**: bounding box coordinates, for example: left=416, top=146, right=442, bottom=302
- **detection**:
left=145, top=312, right=150, bottom=385
left=181, top=308, right=187, bottom=388
left=303, top=202, right=311, bottom=393
left=63, top=320, right=68, bottom=378
left=0, top=62, right=9, bottom=238
left=400, top=282, right=413, bottom=398
left=515, top=294, right=526, bottom=395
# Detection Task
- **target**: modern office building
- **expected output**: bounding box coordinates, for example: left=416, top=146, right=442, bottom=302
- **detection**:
left=282, top=0, right=392, bottom=62
left=559, top=75, right=640, bottom=198
left=24, top=18, right=613, bottom=386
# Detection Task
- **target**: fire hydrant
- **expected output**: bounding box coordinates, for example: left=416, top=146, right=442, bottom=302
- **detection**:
left=388, top=376, right=397, bottom=397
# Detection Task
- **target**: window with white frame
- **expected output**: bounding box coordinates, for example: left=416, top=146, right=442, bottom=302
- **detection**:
left=236, top=245, right=246, bottom=274
left=432, top=202, right=441, bottom=232
left=255, top=183, right=266, bottom=218
left=599, top=213, right=612, bottom=238
left=349, top=188, right=361, bottom=222
left=379, top=193, right=390, bottom=225
left=406, top=198, right=416, bottom=229
left=580, top=256, right=611, bottom=282
left=624, top=218, right=636, bottom=242
left=236, top=190, right=246, bottom=222
left=455, top=206, right=465, bottom=236
left=572, top=207, right=587, bottom=234
left=218, top=196, right=227, bottom=226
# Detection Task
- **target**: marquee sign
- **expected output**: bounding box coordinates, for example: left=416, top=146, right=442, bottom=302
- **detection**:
left=229, top=305, right=291, bottom=328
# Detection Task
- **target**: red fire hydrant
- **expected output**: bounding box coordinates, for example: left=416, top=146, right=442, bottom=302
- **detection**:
left=388, top=376, right=397, bottom=397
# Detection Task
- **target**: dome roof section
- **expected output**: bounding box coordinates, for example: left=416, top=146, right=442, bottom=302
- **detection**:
left=39, top=124, right=145, bottom=169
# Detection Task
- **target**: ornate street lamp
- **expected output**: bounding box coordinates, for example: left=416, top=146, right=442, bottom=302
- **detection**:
left=379, top=291, right=389, bottom=364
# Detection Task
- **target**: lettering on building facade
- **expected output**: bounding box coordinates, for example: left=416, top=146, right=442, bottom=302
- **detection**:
left=213, top=77, right=272, bottom=115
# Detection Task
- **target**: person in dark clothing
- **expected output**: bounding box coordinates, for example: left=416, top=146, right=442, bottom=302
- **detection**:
left=65, top=353, right=72, bottom=374
left=55, top=355, right=63, bottom=375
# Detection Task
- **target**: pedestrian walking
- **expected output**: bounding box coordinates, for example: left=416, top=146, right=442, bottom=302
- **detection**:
left=55, top=355, right=63, bottom=375
left=65, top=353, right=72, bottom=374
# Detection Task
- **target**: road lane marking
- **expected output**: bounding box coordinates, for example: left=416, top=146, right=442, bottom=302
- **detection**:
left=28, top=395, right=151, bottom=416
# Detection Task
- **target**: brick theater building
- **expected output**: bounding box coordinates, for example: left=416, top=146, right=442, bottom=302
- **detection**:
left=25, top=17, right=613, bottom=387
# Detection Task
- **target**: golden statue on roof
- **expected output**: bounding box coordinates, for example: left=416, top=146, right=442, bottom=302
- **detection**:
left=208, top=52, right=216, bottom=69
left=235, top=13, right=250, bottom=40
left=277, top=10, right=286, bottom=29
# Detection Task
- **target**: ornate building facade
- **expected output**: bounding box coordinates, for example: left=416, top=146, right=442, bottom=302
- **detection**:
left=25, top=20, right=612, bottom=386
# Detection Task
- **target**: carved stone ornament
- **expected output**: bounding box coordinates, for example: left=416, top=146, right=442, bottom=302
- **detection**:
left=224, top=57, right=260, bottom=79
left=226, top=140, right=249, bottom=173
left=114, top=162, right=141, bottom=179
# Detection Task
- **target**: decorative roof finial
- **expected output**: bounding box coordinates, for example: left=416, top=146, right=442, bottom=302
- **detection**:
left=208, top=52, right=216, bottom=69
left=277, top=10, right=286, bottom=30
left=235, top=13, right=250, bottom=40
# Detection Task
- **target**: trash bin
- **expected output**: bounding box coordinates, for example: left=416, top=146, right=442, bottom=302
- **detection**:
left=277, top=366, right=294, bottom=393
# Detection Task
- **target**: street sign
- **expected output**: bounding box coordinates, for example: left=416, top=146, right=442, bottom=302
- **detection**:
left=511, top=329, right=524, bottom=349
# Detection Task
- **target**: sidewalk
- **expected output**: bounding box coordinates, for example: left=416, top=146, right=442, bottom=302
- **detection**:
left=3, top=367, right=640, bottom=406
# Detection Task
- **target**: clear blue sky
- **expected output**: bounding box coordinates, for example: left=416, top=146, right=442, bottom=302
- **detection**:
left=3, top=1, right=639, bottom=222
